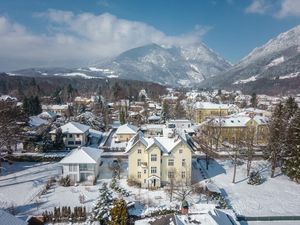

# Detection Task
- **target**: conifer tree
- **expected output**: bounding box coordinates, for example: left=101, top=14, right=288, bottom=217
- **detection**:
left=282, top=110, right=300, bottom=182
left=284, top=96, right=298, bottom=121
left=250, top=92, right=258, bottom=108
left=267, top=102, right=285, bottom=178
left=111, top=199, right=128, bottom=225
left=90, top=183, right=113, bottom=224
left=161, top=100, right=170, bottom=122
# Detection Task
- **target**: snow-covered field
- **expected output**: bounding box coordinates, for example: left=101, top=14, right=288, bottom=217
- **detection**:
left=0, top=162, right=60, bottom=214
left=203, top=160, right=300, bottom=217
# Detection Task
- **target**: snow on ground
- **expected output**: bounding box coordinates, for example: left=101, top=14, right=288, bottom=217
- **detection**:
left=233, top=75, right=258, bottom=84
left=277, top=72, right=300, bottom=80
left=0, top=162, right=60, bottom=213
left=240, top=222, right=300, bottom=225
left=265, top=56, right=284, bottom=68
left=203, top=160, right=300, bottom=217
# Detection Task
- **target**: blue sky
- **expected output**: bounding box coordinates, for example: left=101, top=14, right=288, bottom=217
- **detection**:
left=0, top=0, right=300, bottom=70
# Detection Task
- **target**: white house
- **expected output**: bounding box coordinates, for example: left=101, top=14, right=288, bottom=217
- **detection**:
left=60, top=146, right=103, bottom=185
left=50, top=122, right=90, bottom=148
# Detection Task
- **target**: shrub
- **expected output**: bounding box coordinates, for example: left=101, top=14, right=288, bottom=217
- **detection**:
left=59, top=176, right=71, bottom=187
left=248, top=171, right=263, bottom=185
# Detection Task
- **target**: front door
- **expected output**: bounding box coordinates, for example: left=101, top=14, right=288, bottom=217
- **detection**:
left=153, top=179, right=156, bottom=187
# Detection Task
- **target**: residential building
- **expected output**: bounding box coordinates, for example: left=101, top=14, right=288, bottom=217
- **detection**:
left=50, top=122, right=90, bottom=148
left=42, top=104, right=69, bottom=116
left=193, top=102, right=238, bottom=123
left=125, top=131, right=194, bottom=188
left=60, top=146, right=102, bottom=184
left=114, top=123, right=138, bottom=143
left=203, top=115, right=269, bottom=146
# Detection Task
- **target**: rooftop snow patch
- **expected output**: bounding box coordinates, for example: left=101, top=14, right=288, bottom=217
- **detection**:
left=60, top=146, right=102, bottom=164
left=115, top=123, right=138, bottom=135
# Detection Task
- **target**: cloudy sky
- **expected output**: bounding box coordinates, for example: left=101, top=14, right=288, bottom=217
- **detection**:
left=1, top=0, right=300, bottom=71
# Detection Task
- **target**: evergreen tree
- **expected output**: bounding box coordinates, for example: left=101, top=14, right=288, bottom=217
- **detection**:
left=282, top=110, right=300, bottom=182
left=250, top=92, right=258, bottom=108
left=174, top=99, right=186, bottom=119
left=22, top=96, right=42, bottom=116
left=119, top=108, right=126, bottom=125
left=267, top=102, right=286, bottom=178
left=111, top=199, right=128, bottom=225
left=54, top=128, right=65, bottom=150
left=90, top=183, right=113, bottom=224
left=284, top=96, right=298, bottom=121
left=161, top=100, right=170, bottom=122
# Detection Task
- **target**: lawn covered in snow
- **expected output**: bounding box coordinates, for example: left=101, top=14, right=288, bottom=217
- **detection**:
left=0, top=162, right=60, bottom=214
left=203, top=159, right=300, bottom=217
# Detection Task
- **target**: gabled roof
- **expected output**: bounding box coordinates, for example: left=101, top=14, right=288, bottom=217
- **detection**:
left=125, top=131, right=193, bottom=154
left=0, top=209, right=27, bottom=225
left=50, top=122, right=90, bottom=134
left=115, top=123, right=138, bottom=135
left=60, top=147, right=102, bottom=164
left=38, top=111, right=57, bottom=119
left=193, top=102, right=233, bottom=110
left=134, top=209, right=234, bottom=225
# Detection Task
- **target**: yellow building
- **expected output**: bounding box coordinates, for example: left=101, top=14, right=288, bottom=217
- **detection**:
left=193, top=102, right=238, bottom=123
left=114, top=123, right=138, bottom=143
left=203, top=115, right=269, bottom=146
left=125, top=131, right=194, bottom=189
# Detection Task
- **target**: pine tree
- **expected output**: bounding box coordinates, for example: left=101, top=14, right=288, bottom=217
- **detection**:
left=268, top=102, right=286, bottom=178
left=90, top=183, right=113, bottom=224
left=250, top=92, right=258, bottom=108
left=284, top=96, right=298, bottom=121
left=111, top=199, right=128, bottom=225
left=282, top=110, right=300, bottom=182
left=162, top=100, right=170, bottom=122
left=119, top=108, right=126, bottom=125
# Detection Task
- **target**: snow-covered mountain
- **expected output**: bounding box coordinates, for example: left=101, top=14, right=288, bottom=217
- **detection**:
left=202, top=24, right=300, bottom=93
left=10, top=43, right=231, bottom=87
left=91, top=43, right=231, bottom=86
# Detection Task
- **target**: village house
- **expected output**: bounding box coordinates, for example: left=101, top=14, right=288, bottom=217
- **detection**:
left=114, top=123, right=138, bottom=143
left=125, top=131, right=194, bottom=189
left=50, top=122, right=90, bottom=148
left=193, top=102, right=238, bottom=123
left=60, top=146, right=102, bottom=184
left=42, top=104, right=69, bottom=116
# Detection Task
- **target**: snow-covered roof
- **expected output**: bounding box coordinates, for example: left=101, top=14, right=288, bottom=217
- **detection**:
left=0, top=209, right=27, bottom=225
left=38, top=111, right=57, bottom=119
left=115, top=123, right=138, bottom=135
left=135, top=209, right=233, bottom=225
left=42, top=104, right=69, bottom=110
left=50, top=122, right=90, bottom=134
left=125, top=131, right=192, bottom=154
left=209, top=115, right=269, bottom=127
left=29, top=116, right=49, bottom=127
left=148, top=115, right=161, bottom=120
left=193, top=102, right=233, bottom=110
left=0, top=95, right=17, bottom=101
left=60, top=147, right=102, bottom=164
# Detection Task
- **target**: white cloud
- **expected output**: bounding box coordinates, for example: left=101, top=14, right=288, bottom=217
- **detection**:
left=0, top=10, right=210, bottom=71
left=277, top=0, right=300, bottom=18
left=245, top=0, right=272, bottom=14
left=245, top=0, right=300, bottom=18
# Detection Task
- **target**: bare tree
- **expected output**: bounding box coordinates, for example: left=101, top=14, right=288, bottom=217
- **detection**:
left=165, top=168, right=177, bottom=202
left=0, top=102, right=27, bottom=175
left=243, top=126, right=256, bottom=176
